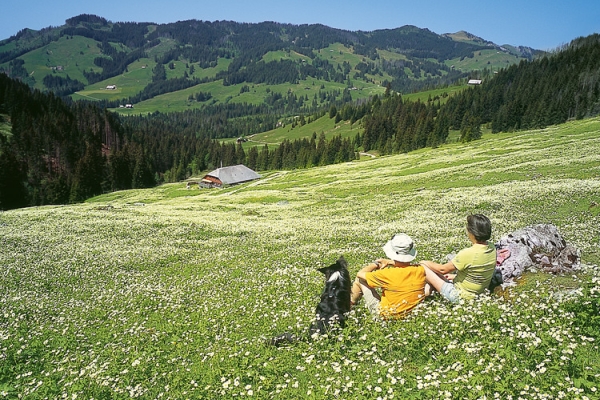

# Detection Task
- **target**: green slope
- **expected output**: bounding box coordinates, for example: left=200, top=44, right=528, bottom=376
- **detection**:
left=108, top=76, right=385, bottom=115
left=72, top=58, right=155, bottom=101
left=221, top=113, right=362, bottom=150
left=2, top=117, right=599, bottom=398
left=445, top=48, right=524, bottom=72
left=10, top=35, right=103, bottom=91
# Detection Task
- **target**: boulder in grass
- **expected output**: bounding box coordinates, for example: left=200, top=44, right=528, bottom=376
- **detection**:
left=495, top=224, right=581, bottom=282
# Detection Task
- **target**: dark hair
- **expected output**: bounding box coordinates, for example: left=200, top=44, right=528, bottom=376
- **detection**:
left=467, top=214, right=492, bottom=242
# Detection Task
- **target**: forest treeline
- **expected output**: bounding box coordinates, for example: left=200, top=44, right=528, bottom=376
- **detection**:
left=1, top=34, right=600, bottom=210
left=0, top=73, right=358, bottom=209
left=350, top=34, right=600, bottom=157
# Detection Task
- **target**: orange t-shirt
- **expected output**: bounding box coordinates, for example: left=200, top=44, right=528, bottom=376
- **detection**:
left=365, top=266, right=426, bottom=318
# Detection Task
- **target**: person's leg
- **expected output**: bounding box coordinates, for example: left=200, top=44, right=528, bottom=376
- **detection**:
left=423, top=266, right=461, bottom=302
left=350, top=278, right=363, bottom=306
left=422, top=266, right=447, bottom=292
left=356, top=279, right=380, bottom=314
left=440, top=282, right=461, bottom=303
left=424, top=283, right=434, bottom=296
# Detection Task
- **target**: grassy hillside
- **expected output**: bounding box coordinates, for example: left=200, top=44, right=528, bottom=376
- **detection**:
left=220, top=85, right=468, bottom=151
left=243, top=114, right=360, bottom=146
left=1, top=118, right=599, bottom=398
left=16, top=35, right=104, bottom=91
left=74, top=57, right=235, bottom=104
left=71, top=58, right=156, bottom=102
left=402, top=83, right=468, bottom=103
left=445, top=48, right=522, bottom=72
left=108, top=75, right=385, bottom=115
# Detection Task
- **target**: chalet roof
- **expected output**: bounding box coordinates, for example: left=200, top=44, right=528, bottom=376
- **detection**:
left=204, top=164, right=261, bottom=185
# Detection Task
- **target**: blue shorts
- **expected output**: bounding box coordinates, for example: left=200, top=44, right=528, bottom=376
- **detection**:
left=440, top=282, right=461, bottom=303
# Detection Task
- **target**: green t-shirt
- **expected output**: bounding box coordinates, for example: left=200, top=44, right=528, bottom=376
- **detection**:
left=451, top=243, right=497, bottom=299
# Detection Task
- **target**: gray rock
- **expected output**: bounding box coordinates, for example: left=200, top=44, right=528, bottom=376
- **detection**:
left=495, top=224, right=581, bottom=282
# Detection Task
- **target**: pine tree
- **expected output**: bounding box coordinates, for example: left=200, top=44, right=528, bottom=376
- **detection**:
left=69, top=143, right=104, bottom=203
left=246, top=146, right=259, bottom=171
left=132, top=150, right=155, bottom=189
left=0, top=139, right=28, bottom=210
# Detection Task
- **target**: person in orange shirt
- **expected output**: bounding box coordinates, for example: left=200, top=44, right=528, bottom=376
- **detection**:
left=350, top=233, right=426, bottom=319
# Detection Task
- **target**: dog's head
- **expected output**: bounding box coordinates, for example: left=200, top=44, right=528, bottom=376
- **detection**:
left=318, top=256, right=348, bottom=281
left=318, top=256, right=350, bottom=294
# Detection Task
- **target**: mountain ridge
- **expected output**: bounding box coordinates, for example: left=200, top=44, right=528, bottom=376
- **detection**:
left=0, top=14, right=541, bottom=115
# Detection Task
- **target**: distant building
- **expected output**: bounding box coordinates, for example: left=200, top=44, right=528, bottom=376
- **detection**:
left=106, top=85, right=117, bottom=90
left=200, top=165, right=261, bottom=188
left=468, top=79, right=482, bottom=85
left=124, top=104, right=134, bottom=108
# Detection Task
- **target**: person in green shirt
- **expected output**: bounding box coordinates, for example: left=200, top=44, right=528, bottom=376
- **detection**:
left=420, top=214, right=497, bottom=302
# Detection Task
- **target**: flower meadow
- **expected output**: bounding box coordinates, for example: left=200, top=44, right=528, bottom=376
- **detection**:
left=1, top=119, right=600, bottom=399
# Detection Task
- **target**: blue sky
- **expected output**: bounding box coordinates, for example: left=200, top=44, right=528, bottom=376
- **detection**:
left=2, top=0, right=599, bottom=50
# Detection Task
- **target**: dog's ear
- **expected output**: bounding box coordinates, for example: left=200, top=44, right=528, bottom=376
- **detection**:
left=318, top=256, right=347, bottom=277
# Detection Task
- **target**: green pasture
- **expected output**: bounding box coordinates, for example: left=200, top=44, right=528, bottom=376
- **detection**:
left=223, top=90, right=463, bottom=151
left=13, top=35, right=104, bottom=91
left=444, top=31, right=485, bottom=45
left=402, top=83, right=469, bottom=103
left=110, top=74, right=385, bottom=115
left=77, top=57, right=233, bottom=105
left=237, top=113, right=361, bottom=148
left=446, top=48, right=524, bottom=73
left=262, top=50, right=311, bottom=63
left=317, top=43, right=364, bottom=66
left=376, top=49, right=408, bottom=62
left=0, top=41, right=17, bottom=53
left=164, top=59, right=192, bottom=80
left=108, top=79, right=231, bottom=114
left=316, top=43, right=395, bottom=85
left=2, top=117, right=599, bottom=398
left=73, top=59, right=156, bottom=102
left=145, top=37, right=179, bottom=60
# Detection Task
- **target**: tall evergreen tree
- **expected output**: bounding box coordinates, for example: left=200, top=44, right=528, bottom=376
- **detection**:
left=0, top=139, right=28, bottom=210
left=69, top=143, right=104, bottom=202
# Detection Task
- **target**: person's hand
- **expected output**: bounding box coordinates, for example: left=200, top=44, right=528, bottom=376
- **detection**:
left=373, top=259, right=383, bottom=268
left=375, top=258, right=392, bottom=268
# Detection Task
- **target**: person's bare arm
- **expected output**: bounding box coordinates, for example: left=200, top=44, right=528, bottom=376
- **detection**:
left=420, top=260, right=456, bottom=275
left=356, top=262, right=381, bottom=280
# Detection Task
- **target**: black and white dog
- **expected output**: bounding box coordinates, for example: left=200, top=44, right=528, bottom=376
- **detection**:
left=269, top=256, right=352, bottom=346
